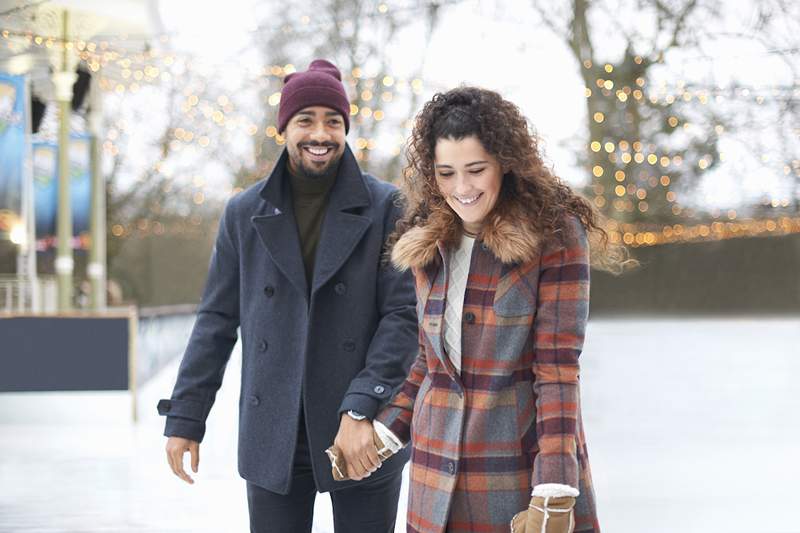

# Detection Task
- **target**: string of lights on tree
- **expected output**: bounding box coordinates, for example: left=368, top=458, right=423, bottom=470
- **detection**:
left=604, top=216, right=800, bottom=248
left=580, top=53, right=799, bottom=243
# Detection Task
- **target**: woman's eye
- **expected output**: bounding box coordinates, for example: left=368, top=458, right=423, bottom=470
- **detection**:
left=470, top=168, right=485, bottom=175
left=438, top=172, right=454, bottom=178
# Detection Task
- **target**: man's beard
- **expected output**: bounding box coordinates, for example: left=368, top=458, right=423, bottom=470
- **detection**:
left=290, top=142, right=343, bottom=180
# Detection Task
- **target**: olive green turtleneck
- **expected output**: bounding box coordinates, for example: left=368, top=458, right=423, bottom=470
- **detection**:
left=288, top=166, right=337, bottom=287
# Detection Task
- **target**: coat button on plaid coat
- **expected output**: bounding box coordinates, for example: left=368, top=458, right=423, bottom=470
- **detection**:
left=377, top=214, right=601, bottom=533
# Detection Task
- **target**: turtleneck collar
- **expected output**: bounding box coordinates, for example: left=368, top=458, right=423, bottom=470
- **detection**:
left=287, top=164, right=338, bottom=197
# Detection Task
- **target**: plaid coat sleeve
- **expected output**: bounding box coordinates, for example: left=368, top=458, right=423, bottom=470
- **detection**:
left=531, top=219, right=590, bottom=490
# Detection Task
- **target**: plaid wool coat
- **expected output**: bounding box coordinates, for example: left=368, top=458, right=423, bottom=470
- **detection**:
left=376, top=212, right=600, bottom=533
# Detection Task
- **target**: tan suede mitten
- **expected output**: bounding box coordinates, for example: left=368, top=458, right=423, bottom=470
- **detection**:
left=510, top=495, right=576, bottom=533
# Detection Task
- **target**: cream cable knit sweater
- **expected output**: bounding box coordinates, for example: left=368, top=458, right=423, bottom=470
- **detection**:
left=443, top=233, right=475, bottom=373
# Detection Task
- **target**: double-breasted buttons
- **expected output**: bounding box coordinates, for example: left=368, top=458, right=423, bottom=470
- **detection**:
left=259, top=340, right=268, bottom=352
left=464, top=311, right=476, bottom=324
left=334, top=282, right=347, bottom=295
left=263, top=285, right=275, bottom=297
left=342, top=340, right=356, bottom=352
left=374, top=385, right=385, bottom=394
left=248, top=395, right=260, bottom=406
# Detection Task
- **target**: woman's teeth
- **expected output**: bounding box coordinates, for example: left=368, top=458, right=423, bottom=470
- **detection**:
left=455, top=193, right=481, bottom=205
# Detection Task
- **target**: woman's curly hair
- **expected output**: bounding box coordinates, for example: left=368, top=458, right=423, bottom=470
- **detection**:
left=389, top=85, right=632, bottom=274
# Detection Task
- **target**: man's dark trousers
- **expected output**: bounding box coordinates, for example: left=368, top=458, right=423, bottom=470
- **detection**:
left=247, top=410, right=402, bottom=533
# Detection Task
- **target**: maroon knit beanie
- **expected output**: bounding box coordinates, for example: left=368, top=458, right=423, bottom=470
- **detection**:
left=278, top=59, right=350, bottom=133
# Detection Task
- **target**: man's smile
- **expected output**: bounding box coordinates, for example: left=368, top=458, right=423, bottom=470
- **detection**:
left=301, top=144, right=337, bottom=163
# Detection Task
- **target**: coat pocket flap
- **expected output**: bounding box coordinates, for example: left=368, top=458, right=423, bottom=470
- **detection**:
left=493, top=262, right=538, bottom=317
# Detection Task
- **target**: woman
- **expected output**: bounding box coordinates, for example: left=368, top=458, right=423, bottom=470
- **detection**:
left=328, top=86, right=630, bottom=532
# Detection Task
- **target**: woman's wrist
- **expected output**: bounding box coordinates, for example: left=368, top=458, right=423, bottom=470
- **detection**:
left=373, top=420, right=404, bottom=452
left=531, top=483, right=579, bottom=498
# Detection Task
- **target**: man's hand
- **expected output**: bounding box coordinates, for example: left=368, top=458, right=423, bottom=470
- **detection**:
left=332, top=415, right=381, bottom=481
left=165, top=436, right=200, bottom=484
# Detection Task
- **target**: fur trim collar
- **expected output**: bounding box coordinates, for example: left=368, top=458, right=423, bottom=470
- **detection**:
left=391, top=207, right=540, bottom=270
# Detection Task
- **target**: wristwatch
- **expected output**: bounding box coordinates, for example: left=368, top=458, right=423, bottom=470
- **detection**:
left=346, top=410, right=367, bottom=421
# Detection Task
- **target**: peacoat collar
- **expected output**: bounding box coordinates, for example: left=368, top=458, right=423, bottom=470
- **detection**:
left=251, top=145, right=372, bottom=301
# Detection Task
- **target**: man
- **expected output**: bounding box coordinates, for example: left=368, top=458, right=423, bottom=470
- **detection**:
left=157, top=59, right=417, bottom=532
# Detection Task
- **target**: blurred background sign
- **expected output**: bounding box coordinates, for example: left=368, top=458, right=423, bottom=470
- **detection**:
left=0, top=72, right=26, bottom=246
left=33, top=134, right=91, bottom=249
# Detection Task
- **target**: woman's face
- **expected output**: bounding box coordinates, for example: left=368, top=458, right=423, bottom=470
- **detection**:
left=434, top=135, right=504, bottom=234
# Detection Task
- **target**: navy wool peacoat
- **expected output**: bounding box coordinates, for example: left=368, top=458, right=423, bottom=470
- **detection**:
left=157, top=146, right=418, bottom=494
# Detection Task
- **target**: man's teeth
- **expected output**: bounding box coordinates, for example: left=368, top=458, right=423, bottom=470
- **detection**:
left=455, top=194, right=481, bottom=205
left=306, top=146, right=330, bottom=156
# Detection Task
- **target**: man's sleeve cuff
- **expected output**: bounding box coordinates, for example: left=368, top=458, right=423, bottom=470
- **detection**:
left=338, top=393, right=380, bottom=420
left=164, top=416, right=206, bottom=443
left=157, top=398, right=205, bottom=421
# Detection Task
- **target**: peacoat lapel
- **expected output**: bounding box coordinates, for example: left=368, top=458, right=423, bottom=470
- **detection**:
left=251, top=150, right=309, bottom=299
left=310, top=145, right=371, bottom=296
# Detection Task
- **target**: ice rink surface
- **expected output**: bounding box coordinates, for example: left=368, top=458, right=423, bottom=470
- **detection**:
left=1, top=317, right=798, bottom=532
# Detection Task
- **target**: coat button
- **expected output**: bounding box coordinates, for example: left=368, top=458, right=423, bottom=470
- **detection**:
left=259, top=340, right=268, bottom=352
left=374, top=385, right=385, bottom=394
left=342, top=340, right=356, bottom=352
left=263, top=285, right=275, bottom=297
left=157, top=399, right=171, bottom=413
left=447, top=462, right=455, bottom=474
left=334, top=282, right=347, bottom=295
left=464, top=311, right=476, bottom=324
left=248, top=395, right=260, bottom=406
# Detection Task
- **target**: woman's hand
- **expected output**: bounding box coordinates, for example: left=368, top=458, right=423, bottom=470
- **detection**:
left=510, top=495, right=575, bottom=533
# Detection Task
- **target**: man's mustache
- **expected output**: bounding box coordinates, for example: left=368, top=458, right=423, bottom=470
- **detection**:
left=299, top=141, right=339, bottom=150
